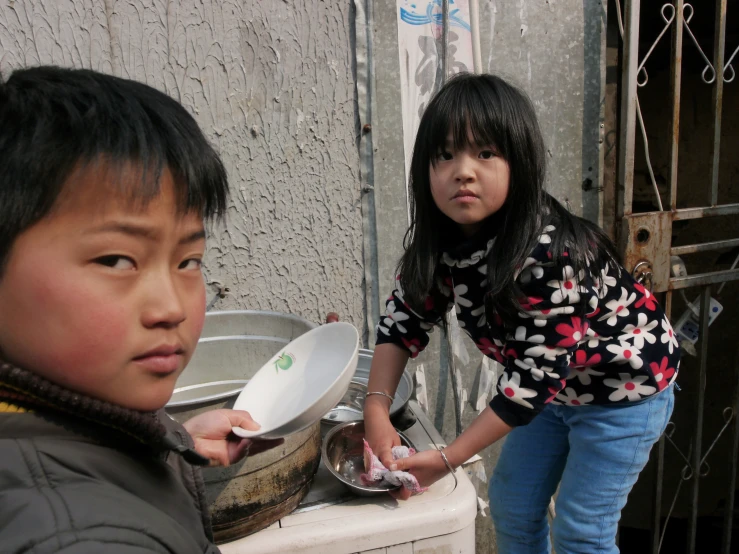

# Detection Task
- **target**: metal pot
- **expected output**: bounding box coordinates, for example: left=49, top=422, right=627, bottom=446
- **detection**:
left=321, top=349, right=413, bottom=425
left=165, top=310, right=320, bottom=542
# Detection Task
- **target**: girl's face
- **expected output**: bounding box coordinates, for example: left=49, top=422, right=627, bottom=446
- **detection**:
left=429, top=133, right=510, bottom=237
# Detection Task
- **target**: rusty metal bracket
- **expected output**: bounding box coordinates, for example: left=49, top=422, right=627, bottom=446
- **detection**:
left=619, top=211, right=673, bottom=292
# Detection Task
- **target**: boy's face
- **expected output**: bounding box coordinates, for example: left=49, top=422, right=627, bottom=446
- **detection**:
left=0, top=164, right=207, bottom=411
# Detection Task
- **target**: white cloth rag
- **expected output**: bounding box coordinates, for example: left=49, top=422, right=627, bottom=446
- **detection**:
left=360, top=439, right=427, bottom=493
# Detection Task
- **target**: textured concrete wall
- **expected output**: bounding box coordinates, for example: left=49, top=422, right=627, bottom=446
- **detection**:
left=480, top=0, right=606, bottom=222
left=0, top=0, right=365, bottom=329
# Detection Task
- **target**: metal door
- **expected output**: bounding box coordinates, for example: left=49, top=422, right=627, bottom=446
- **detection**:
left=615, top=1, right=738, bottom=552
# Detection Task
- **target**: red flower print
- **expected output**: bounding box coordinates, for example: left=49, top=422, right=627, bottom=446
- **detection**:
left=634, top=283, right=658, bottom=311
left=425, top=295, right=434, bottom=311
left=569, top=350, right=602, bottom=367
left=545, top=379, right=567, bottom=403
left=504, top=347, right=519, bottom=359
left=520, top=296, right=543, bottom=311
left=476, top=338, right=504, bottom=363
left=649, top=356, right=676, bottom=391
left=402, top=337, right=422, bottom=358
left=555, top=317, right=588, bottom=347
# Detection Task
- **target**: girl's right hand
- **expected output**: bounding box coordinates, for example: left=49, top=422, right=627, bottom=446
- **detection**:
left=364, top=397, right=412, bottom=500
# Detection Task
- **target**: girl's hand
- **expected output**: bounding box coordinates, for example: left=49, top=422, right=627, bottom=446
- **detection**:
left=183, top=409, right=284, bottom=467
left=363, top=397, right=409, bottom=498
left=389, top=449, right=451, bottom=493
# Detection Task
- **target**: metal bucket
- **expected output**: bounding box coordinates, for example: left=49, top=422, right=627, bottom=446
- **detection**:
left=321, top=349, right=413, bottom=425
left=165, top=310, right=321, bottom=542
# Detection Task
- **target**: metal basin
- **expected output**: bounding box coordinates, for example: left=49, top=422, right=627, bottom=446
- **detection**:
left=322, top=420, right=415, bottom=497
left=321, top=349, right=413, bottom=425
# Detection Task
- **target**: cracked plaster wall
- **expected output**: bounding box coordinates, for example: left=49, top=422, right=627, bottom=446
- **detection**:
left=0, top=0, right=365, bottom=329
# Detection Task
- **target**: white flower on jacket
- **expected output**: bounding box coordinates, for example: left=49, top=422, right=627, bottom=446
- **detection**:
left=524, top=344, right=566, bottom=362
left=660, top=317, right=680, bottom=354
left=512, top=325, right=545, bottom=344
left=518, top=257, right=545, bottom=284
left=526, top=305, right=577, bottom=319
left=594, top=263, right=618, bottom=299
left=471, top=304, right=486, bottom=327
left=379, top=301, right=409, bottom=335
left=598, top=287, right=637, bottom=326
left=539, top=225, right=556, bottom=244
left=586, top=294, right=600, bottom=318
left=498, top=371, right=538, bottom=409
left=555, top=387, right=594, bottom=406
left=584, top=327, right=605, bottom=348
left=478, top=264, right=488, bottom=287
left=547, top=266, right=587, bottom=304
left=605, top=341, right=644, bottom=369
left=603, top=373, right=656, bottom=401
left=514, top=357, right=555, bottom=381
left=567, top=366, right=605, bottom=386
left=453, top=284, right=473, bottom=312
left=622, top=313, right=658, bottom=349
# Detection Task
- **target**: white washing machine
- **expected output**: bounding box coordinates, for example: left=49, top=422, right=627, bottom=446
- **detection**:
left=219, top=401, right=477, bottom=554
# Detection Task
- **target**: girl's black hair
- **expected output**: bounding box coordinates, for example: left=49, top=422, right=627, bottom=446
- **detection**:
left=0, top=65, right=228, bottom=273
left=399, top=73, right=619, bottom=320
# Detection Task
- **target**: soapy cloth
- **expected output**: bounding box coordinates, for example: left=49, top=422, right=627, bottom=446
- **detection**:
left=360, top=439, right=428, bottom=493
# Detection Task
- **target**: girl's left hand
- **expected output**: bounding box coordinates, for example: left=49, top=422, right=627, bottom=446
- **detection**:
left=388, top=449, right=453, bottom=494
left=183, top=409, right=284, bottom=467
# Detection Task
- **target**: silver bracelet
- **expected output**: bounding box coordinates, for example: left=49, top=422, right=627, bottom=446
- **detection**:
left=365, top=391, right=395, bottom=403
left=439, top=448, right=456, bottom=475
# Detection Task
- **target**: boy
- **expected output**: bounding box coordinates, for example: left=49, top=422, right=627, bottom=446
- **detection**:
left=0, top=66, right=272, bottom=553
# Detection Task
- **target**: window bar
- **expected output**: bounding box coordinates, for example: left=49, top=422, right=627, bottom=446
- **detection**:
left=670, top=237, right=739, bottom=256
left=657, top=6, right=684, bottom=546
left=668, top=0, right=684, bottom=212
left=688, top=285, right=712, bottom=553
left=618, top=0, right=641, bottom=217
left=721, top=343, right=739, bottom=554
left=709, top=0, right=727, bottom=206
left=651, top=433, right=667, bottom=554
left=673, top=203, right=739, bottom=220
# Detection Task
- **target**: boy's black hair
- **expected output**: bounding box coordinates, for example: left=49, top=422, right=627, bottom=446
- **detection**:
left=0, top=65, right=229, bottom=273
left=399, top=72, right=619, bottom=319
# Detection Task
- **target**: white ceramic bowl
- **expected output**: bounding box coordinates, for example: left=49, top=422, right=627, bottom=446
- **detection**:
left=231, top=322, right=359, bottom=439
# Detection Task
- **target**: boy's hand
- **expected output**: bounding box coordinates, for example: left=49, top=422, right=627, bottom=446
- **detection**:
left=183, top=409, right=283, bottom=467
left=388, top=449, right=451, bottom=499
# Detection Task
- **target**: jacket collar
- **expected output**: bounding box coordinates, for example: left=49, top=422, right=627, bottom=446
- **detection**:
left=0, top=361, right=208, bottom=465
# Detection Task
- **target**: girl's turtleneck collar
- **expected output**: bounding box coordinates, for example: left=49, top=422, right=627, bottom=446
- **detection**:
left=440, top=211, right=504, bottom=268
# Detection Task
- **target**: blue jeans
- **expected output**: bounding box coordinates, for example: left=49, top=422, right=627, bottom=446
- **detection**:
left=489, top=386, right=674, bottom=554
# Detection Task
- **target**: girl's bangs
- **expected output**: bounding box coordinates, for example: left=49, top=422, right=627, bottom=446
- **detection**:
left=425, top=80, right=507, bottom=159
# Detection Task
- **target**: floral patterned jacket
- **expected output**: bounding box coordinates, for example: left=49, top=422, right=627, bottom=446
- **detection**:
left=375, top=222, right=681, bottom=427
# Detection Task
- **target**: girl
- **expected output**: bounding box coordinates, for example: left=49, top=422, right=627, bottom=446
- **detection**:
left=364, top=73, right=679, bottom=554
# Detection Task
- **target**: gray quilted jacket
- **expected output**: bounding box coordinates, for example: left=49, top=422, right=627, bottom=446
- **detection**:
left=0, top=409, right=220, bottom=554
